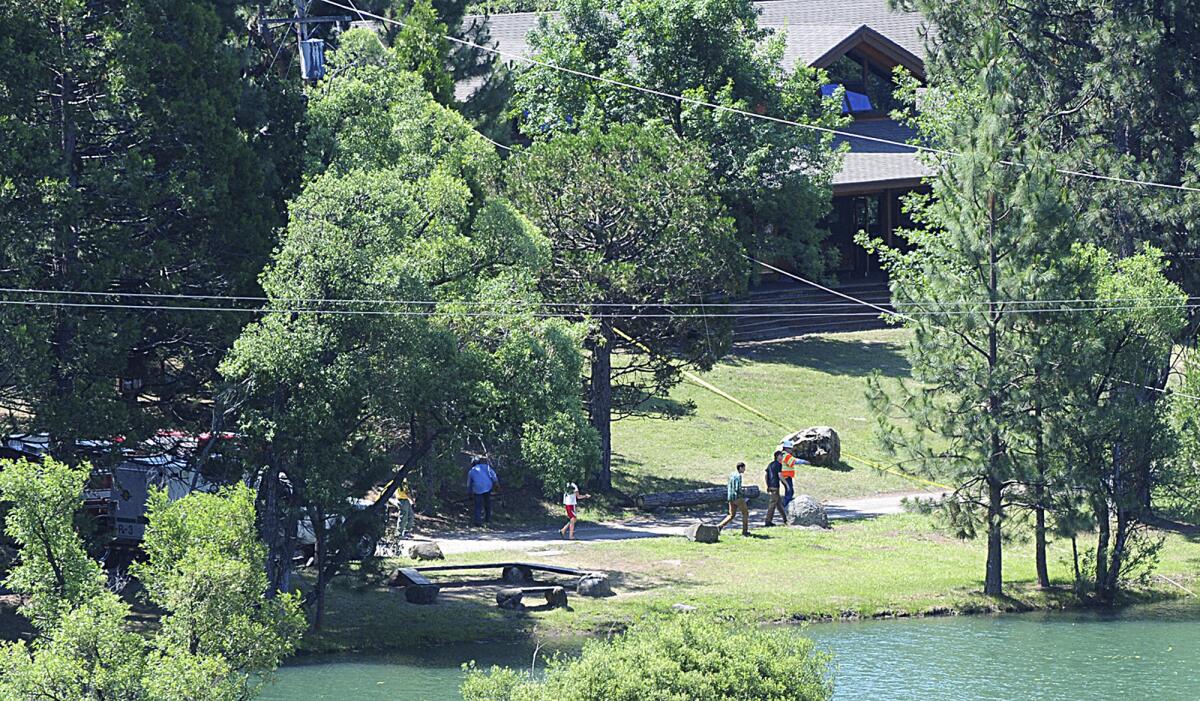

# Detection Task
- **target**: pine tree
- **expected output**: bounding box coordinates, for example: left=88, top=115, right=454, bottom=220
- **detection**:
left=865, top=32, right=1080, bottom=596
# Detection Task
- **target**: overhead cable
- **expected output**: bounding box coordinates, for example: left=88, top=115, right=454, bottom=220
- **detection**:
left=0, top=286, right=1194, bottom=309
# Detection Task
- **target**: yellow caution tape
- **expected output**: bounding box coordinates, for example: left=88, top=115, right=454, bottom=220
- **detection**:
left=611, top=325, right=952, bottom=491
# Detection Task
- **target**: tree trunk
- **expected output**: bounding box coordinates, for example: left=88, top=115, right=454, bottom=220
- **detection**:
left=1100, top=508, right=1130, bottom=605
left=589, top=322, right=613, bottom=491
left=1034, top=492, right=1050, bottom=589
left=1070, top=534, right=1083, bottom=594
left=984, top=474, right=1004, bottom=596
left=1034, top=412, right=1050, bottom=589
left=1094, top=497, right=1110, bottom=599
left=49, top=16, right=81, bottom=459
left=309, top=505, right=328, bottom=631
left=257, top=464, right=296, bottom=597
left=983, top=192, right=1004, bottom=598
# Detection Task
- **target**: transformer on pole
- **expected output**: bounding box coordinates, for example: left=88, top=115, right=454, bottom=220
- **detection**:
left=260, top=1, right=352, bottom=84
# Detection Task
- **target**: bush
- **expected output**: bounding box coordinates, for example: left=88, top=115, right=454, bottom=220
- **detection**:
left=461, top=615, right=833, bottom=701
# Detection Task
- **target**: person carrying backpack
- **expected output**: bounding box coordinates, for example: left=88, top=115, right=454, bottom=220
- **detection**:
left=764, top=451, right=787, bottom=526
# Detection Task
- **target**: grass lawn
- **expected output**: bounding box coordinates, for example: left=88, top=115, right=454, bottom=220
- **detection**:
left=298, top=513, right=1200, bottom=653
left=610, top=329, right=925, bottom=500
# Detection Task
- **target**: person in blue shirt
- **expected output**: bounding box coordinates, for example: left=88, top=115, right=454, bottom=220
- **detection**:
left=467, top=456, right=499, bottom=527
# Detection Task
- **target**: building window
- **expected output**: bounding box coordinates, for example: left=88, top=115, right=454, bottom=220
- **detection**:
left=821, top=51, right=901, bottom=114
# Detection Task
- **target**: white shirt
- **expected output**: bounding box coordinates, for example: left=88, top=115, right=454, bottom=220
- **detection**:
left=563, top=483, right=579, bottom=506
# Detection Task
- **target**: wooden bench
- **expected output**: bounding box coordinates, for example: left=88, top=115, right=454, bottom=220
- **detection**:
left=413, top=562, right=588, bottom=585
left=392, top=567, right=440, bottom=604
left=496, top=585, right=568, bottom=610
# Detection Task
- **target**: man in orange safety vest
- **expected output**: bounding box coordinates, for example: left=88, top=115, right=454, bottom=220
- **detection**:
left=778, top=441, right=807, bottom=508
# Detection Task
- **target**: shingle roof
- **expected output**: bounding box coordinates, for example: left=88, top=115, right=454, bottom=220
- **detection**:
left=831, top=118, right=930, bottom=191
left=755, top=0, right=926, bottom=63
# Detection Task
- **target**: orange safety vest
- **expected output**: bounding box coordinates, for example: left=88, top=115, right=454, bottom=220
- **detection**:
left=779, top=452, right=798, bottom=479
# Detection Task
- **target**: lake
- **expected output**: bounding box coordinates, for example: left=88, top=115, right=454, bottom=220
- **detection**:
left=261, top=603, right=1200, bottom=701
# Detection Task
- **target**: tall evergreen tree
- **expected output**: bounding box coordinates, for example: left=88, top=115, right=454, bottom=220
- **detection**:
left=905, top=0, right=1200, bottom=528
left=0, top=0, right=295, bottom=453
left=865, top=33, right=1080, bottom=596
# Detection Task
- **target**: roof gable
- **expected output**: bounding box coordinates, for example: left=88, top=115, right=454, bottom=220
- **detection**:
left=798, top=24, right=925, bottom=78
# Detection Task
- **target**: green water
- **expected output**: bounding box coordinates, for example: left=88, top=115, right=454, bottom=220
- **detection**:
left=261, top=603, right=1200, bottom=701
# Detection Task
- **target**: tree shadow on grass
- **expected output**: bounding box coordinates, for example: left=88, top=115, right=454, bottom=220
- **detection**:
left=726, top=335, right=910, bottom=379
left=610, top=455, right=716, bottom=505
left=619, top=394, right=696, bottom=420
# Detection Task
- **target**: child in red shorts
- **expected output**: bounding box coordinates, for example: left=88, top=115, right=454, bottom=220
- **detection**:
left=559, top=482, right=589, bottom=540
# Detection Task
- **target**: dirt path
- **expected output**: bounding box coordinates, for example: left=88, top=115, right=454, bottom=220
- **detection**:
left=429, top=490, right=941, bottom=555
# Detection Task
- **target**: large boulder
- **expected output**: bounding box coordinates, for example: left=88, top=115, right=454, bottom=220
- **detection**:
left=407, top=541, right=444, bottom=561
left=502, top=565, right=533, bottom=584
left=496, top=588, right=526, bottom=610
left=684, top=522, right=720, bottom=543
left=783, top=426, right=841, bottom=466
left=787, top=495, right=830, bottom=529
left=577, top=573, right=613, bottom=598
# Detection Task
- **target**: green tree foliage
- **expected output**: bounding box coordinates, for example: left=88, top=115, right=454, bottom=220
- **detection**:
left=221, top=45, right=596, bottom=625
left=510, top=0, right=845, bottom=267
left=0, top=458, right=303, bottom=700
left=508, top=125, right=745, bottom=488
left=467, top=0, right=558, bottom=13
left=907, top=0, right=1200, bottom=285
left=1047, top=246, right=1186, bottom=601
left=389, top=0, right=456, bottom=102
left=880, top=3, right=1193, bottom=602
left=461, top=615, right=833, bottom=701
left=1163, top=356, right=1200, bottom=524
left=0, top=459, right=106, bottom=629
left=134, top=487, right=305, bottom=695
left=0, top=0, right=298, bottom=451
left=340, top=0, right=515, bottom=143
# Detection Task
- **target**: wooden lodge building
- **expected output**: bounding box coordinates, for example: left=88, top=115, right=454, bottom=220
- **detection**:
left=464, top=0, right=932, bottom=279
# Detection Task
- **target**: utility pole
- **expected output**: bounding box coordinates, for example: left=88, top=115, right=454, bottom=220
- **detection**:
left=260, top=1, right=352, bottom=82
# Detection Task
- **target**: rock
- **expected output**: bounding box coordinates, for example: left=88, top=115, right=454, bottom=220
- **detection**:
left=386, top=568, right=409, bottom=587
left=684, top=522, right=720, bottom=543
left=577, top=573, right=613, bottom=598
left=502, top=565, right=533, bottom=584
left=496, top=588, right=526, bottom=610
left=782, top=426, right=841, bottom=466
left=407, top=541, right=444, bottom=561
left=787, top=494, right=830, bottom=528
left=543, top=586, right=569, bottom=609
left=404, top=584, right=440, bottom=605
left=672, top=603, right=698, bottom=612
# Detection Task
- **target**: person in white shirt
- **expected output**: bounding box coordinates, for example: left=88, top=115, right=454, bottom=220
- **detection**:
left=559, top=482, right=589, bottom=540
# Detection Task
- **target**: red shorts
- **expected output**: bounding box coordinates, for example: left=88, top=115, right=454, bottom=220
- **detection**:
left=565, top=504, right=576, bottom=520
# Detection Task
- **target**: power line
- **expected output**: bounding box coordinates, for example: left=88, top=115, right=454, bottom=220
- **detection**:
left=322, top=0, right=1200, bottom=195
left=748, top=257, right=1200, bottom=402
left=0, top=286, right=1194, bottom=309
left=0, top=295, right=1193, bottom=319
